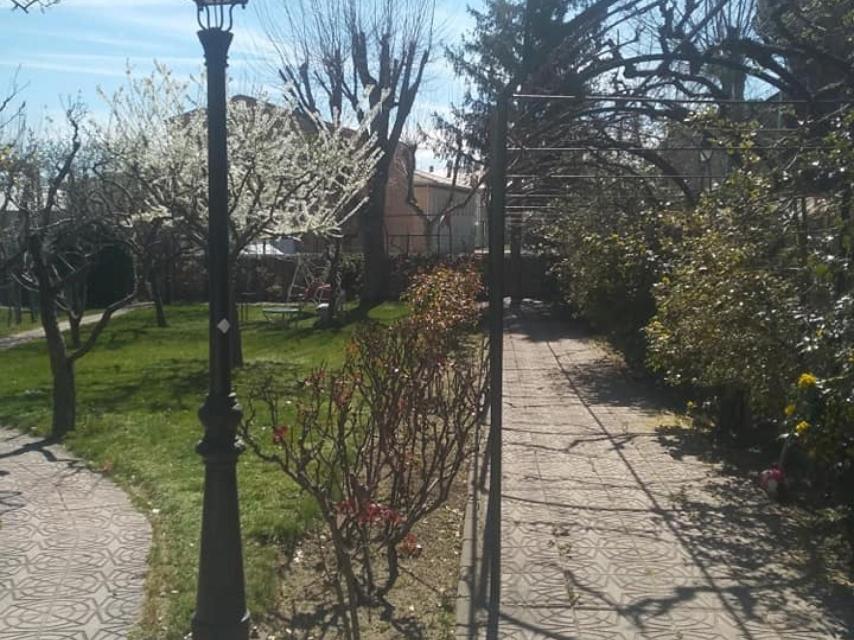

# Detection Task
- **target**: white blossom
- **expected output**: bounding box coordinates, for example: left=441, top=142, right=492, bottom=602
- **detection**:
left=95, top=64, right=382, bottom=253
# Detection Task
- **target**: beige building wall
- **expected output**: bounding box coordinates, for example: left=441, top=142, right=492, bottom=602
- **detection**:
left=383, top=146, right=428, bottom=254
left=338, top=143, right=484, bottom=256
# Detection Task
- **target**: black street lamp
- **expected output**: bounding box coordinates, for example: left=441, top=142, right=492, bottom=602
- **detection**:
left=191, top=2, right=250, bottom=639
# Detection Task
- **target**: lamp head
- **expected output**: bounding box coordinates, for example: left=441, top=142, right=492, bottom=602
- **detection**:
left=193, top=0, right=248, bottom=31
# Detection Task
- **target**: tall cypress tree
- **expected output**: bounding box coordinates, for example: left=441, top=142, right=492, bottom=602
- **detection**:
left=436, top=0, right=605, bottom=169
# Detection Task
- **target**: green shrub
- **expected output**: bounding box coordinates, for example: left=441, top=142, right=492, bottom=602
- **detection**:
left=385, top=254, right=486, bottom=300
left=646, top=234, right=800, bottom=419
left=550, top=203, right=667, bottom=359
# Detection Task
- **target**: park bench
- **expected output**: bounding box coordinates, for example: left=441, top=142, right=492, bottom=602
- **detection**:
left=261, top=305, right=303, bottom=325
left=261, top=282, right=336, bottom=326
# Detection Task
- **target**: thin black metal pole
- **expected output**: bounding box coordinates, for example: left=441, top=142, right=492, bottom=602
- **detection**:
left=512, top=93, right=854, bottom=105
left=193, top=25, right=250, bottom=640
left=506, top=173, right=732, bottom=179
left=485, top=95, right=508, bottom=639
left=507, top=145, right=834, bottom=152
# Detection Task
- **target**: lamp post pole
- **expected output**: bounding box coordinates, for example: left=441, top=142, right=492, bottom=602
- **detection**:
left=191, top=2, right=249, bottom=639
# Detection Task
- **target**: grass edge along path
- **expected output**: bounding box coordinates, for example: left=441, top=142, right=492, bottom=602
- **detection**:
left=0, top=303, right=405, bottom=639
left=0, top=312, right=40, bottom=338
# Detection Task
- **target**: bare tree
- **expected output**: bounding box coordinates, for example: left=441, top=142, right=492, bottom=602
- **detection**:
left=0, top=74, right=28, bottom=326
left=265, top=0, right=436, bottom=304
left=9, top=0, right=59, bottom=11
left=1, top=106, right=136, bottom=436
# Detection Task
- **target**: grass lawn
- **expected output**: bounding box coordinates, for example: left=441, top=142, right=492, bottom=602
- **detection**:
left=0, top=308, right=41, bottom=337
left=0, top=302, right=405, bottom=639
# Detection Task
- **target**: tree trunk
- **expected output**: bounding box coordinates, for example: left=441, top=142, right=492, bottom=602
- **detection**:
left=148, top=270, right=168, bottom=327
left=51, top=357, right=76, bottom=438
left=11, top=280, right=22, bottom=325
left=28, top=288, right=38, bottom=323
left=38, top=282, right=76, bottom=436
left=66, top=279, right=87, bottom=349
left=153, top=290, right=168, bottom=328
left=716, top=385, right=751, bottom=435
left=324, top=238, right=344, bottom=324
left=423, top=218, right=436, bottom=255
left=360, top=168, right=389, bottom=307
left=31, top=236, right=77, bottom=437
left=68, top=315, right=82, bottom=350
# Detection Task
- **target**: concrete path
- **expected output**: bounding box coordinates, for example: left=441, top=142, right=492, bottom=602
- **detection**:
left=0, top=304, right=150, bottom=351
left=481, top=306, right=853, bottom=639
left=0, top=428, right=151, bottom=639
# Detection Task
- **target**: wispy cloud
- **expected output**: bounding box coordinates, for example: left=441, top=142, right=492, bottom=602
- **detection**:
left=9, top=26, right=170, bottom=53
left=36, top=52, right=201, bottom=66
left=2, top=0, right=479, bottom=122
left=0, top=59, right=126, bottom=78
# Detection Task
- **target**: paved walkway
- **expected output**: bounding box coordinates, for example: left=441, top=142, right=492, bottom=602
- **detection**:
left=0, top=428, right=151, bottom=639
left=481, top=306, right=853, bottom=639
left=0, top=304, right=149, bottom=351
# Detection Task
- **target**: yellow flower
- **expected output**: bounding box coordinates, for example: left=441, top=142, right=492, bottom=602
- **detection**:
left=797, top=373, right=818, bottom=390
left=795, top=420, right=811, bottom=436
left=784, top=403, right=796, bottom=417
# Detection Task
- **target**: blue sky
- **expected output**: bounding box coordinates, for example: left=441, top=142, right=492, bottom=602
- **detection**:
left=0, top=0, right=480, bottom=169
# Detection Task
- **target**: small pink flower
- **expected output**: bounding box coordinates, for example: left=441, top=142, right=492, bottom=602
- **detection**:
left=399, top=533, right=422, bottom=557
left=759, top=464, right=785, bottom=499
left=272, top=425, right=289, bottom=445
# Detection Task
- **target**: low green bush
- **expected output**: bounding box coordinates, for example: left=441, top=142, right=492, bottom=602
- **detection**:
left=549, top=113, right=854, bottom=497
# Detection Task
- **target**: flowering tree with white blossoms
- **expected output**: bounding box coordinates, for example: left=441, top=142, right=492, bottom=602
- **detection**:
left=96, top=65, right=382, bottom=360
left=1, top=105, right=137, bottom=437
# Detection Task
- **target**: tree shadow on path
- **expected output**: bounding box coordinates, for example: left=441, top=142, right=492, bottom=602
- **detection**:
left=501, top=303, right=854, bottom=639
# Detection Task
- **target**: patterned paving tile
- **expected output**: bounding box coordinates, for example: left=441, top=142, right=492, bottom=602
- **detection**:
left=480, top=308, right=854, bottom=639
left=0, top=428, right=151, bottom=639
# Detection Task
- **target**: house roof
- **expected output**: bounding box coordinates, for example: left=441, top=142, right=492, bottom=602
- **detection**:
left=241, top=242, right=288, bottom=258
left=413, top=169, right=481, bottom=192
left=229, top=95, right=416, bottom=153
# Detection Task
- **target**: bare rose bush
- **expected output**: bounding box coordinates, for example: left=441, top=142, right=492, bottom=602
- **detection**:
left=241, top=262, right=487, bottom=638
